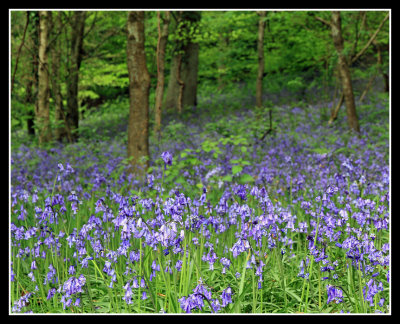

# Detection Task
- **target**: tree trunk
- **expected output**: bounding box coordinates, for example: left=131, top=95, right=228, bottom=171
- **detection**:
left=126, top=11, right=151, bottom=177
left=331, top=11, right=360, bottom=133
left=374, top=40, right=389, bottom=93
left=51, top=12, right=71, bottom=143
left=11, top=11, right=30, bottom=95
left=256, top=11, right=266, bottom=109
left=66, top=11, right=85, bottom=142
left=154, top=11, right=170, bottom=140
left=181, top=40, right=199, bottom=108
left=26, top=11, right=39, bottom=136
left=25, top=77, right=35, bottom=136
left=37, top=11, right=51, bottom=144
left=165, top=11, right=201, bottom=112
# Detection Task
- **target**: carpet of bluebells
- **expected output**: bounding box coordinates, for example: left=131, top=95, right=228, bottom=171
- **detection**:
left=10, top=94, right=390, bottom=314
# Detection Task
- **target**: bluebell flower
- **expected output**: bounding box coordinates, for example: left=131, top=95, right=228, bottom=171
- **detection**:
left=175, top=259, right=183, bottom=271
left=28, top=271, right=36, bottom=282
left=326, top=285, right=343, bottom=304
left=31, top=260, right=37, bottom=270
left=220, top=287, right=233, bottom=307
left=47, top=288, right=56, bottom=300
left=161, top=151, right=173, bottom=168
left=68, top=265, right=76, bottom=275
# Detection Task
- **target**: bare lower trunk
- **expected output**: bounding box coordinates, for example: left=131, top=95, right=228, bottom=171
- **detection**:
left=176, top=54, right=185, bottom=114
left=52, top=12, right=70, bottom=142
left=154, top=11, right=170, bottom=139
left=25, top=77, right=35, bottom=136
left=25, top=13, right=36, bottom=136
left=66, top=11, right=85, bottom=142
left=181, top=41, right=199, bottom=108
left=27, top=11, right=40, bottom=136
left=331, top=11, right=360, bottom=133
left=165, top=11, right=200, bottom=112
left=37, top=11, right=51, bottom=144
left=376, top=44, right=389, bottom=93
left=127, top=11, right=151, bottom=177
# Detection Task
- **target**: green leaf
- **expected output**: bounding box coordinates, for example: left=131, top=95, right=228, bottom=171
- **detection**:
left=285, top=288, right=302, bottom=303
left=239, top=173, right=254, bottom=183
left=232, top=165, right=243, bottom=175
left=176, top=176, right=186, bottom=184
left=222, top=175, right=233, bottom=182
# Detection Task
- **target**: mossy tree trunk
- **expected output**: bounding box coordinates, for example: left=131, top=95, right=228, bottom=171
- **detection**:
left=165, top=11, right=201, bottom=113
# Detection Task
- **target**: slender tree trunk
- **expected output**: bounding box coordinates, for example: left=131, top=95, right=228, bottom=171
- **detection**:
left=51, top=12, right=71, bottom=143
left=256, top=11, right=266, bottom=109
left=328, top=92, right=344, bottom=124
left=176, top=54, right=185, bottom=114
left=25, top=77, right=35, bottom=136
left=66, top=11, right=85, bottom=142
left=363, top=12, right=390, bottom=93
left=359, top=73, right=377, bottom=103
left=37, top=11, right=51, bottom=144
left=181, top=40, right=199, bottom=108
left=154, top=11, right=170, bottom=139
left=11, top=11, right=30, bottom=95
left=165, top=11, right=201, bottom=112
left=126, top=11, right=151, bottom=177
left=28, top=12, right=40, bottom=136
left=317, top=12, right=387, bottom=126
left=24, top=12, right=38, bottom=136
left=373, top=40, right=389, bottom=93
left=331, top=11, right=360, bottom=133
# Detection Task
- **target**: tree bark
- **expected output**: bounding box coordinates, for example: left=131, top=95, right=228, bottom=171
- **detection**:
left=25, top=75, right=35, bottom=136
left=256, top=11, right=266, bottom=109
left=51, top=12, right=71, bottom=143
left=66, top=11, right=85, bottom=142
left=126, top=11, right=151, bottom=177
left=11, top=11, right=30, bottom=95
left=154, top=11, right=170, bottom=139
left=321, top=11, right=389, bottom=124
left=181, top=40, right=199, bottom=108
left=165, top=11, right=201, bottom=112
left=37, top=11, right=51, bottom=144
left=331, top=11, right=360, bottom=133
left=26, top=11, right=39, bottom=136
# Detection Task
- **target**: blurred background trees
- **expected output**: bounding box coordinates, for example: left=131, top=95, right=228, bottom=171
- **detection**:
left=10, top=9, right=390, bottom=173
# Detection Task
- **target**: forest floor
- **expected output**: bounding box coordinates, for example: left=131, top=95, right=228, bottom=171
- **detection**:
left=10, top=87, right=390, bottom=314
